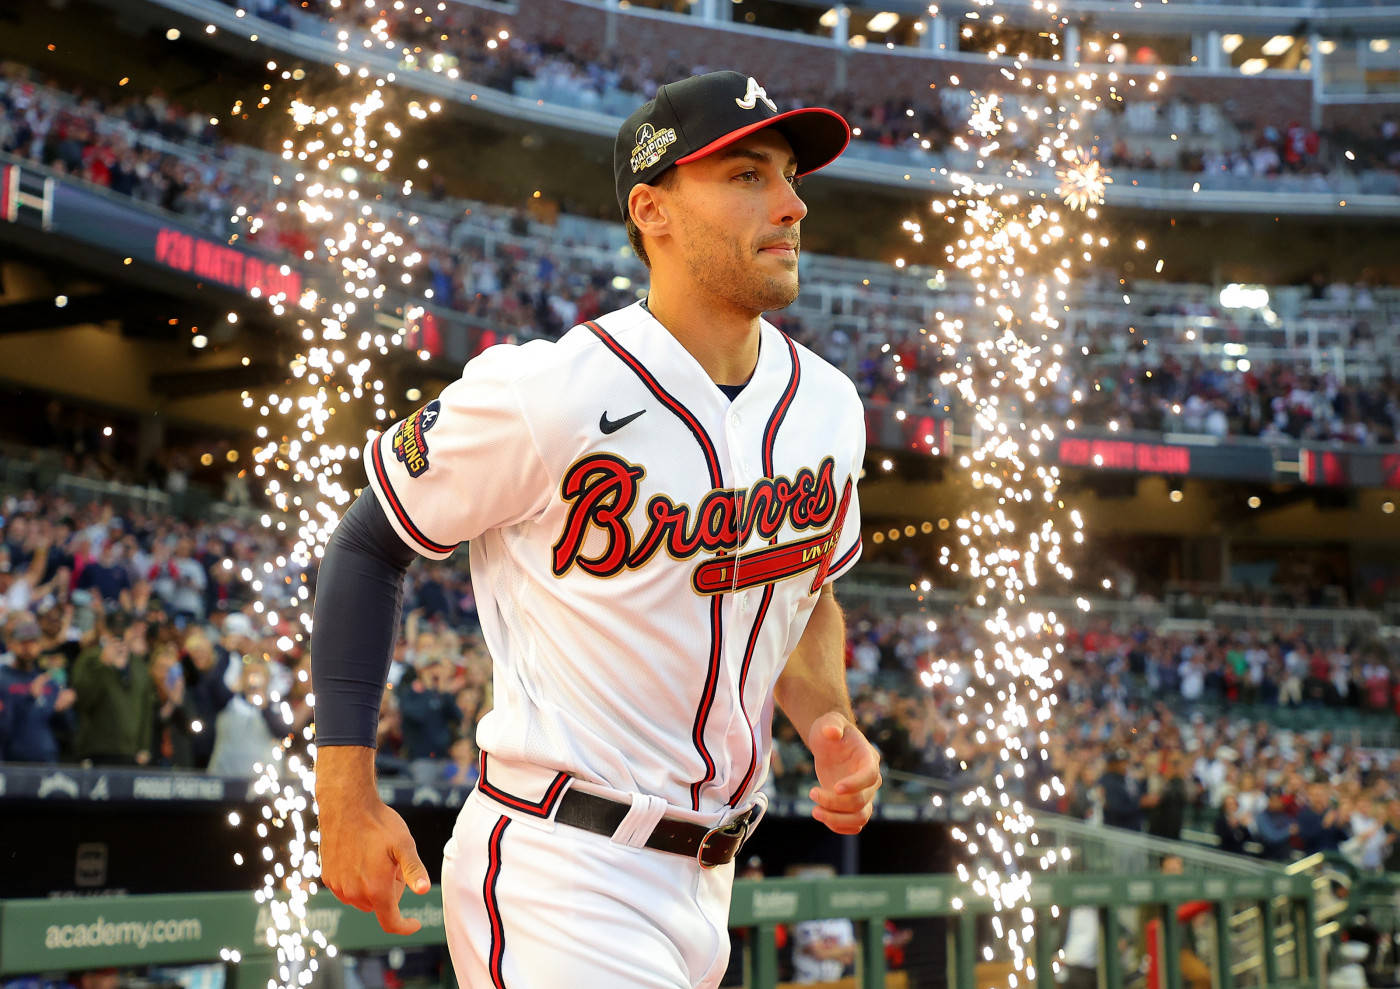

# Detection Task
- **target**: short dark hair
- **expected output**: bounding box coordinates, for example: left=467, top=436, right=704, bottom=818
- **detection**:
left=624, top=167, right=679, bottom=269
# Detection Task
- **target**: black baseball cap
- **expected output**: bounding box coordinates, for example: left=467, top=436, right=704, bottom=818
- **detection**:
left=615, top=70, right=850, bottom=222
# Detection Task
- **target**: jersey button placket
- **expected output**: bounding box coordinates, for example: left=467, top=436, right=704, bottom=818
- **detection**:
left=725, top=411, right=749, bottom=597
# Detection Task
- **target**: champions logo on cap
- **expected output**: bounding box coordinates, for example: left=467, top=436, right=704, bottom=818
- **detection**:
left=630, top=122, right=678, bottom=174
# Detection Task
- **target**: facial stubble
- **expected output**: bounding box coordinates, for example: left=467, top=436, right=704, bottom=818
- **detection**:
left=679, top=206, right=800, bottom=315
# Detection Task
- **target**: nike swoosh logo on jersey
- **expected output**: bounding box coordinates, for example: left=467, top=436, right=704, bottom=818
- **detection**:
left=599, top=409, right=646, bottom=434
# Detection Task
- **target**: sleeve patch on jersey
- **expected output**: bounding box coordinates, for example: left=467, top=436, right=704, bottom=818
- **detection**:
left=391, top=399, right=441, bottom=478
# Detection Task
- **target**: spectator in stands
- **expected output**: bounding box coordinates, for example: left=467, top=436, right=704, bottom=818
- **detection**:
left=770, top=715, right=817, bottom=799
left=148, top=642, right=198, bottom=768
left=440, top=736, right=479, bottom=787
left=1295, top=784, right=1349, bottom=856
left=1214, top=794, right=1253, bottom=855
left=218, top=609, right=259, bottom=675
left=1099, top=748, right=1144, bottom=831
left=0, top=544, right=43, bottom=614
left=72, top=612, right=153, bottom=765
left=1383, top=801, right=1400, bottom=873
left=179, top=628, right=234, bottom=767
left=206, top=661, right=283, bottom=775
left=1253, top=789, right=1297, bottom=861
left=1342, top=797, right=1389, bottom=872
left=396, top=660, right=462, bottom=767
left=0, top=615, right=76, bottom=763
left=1234, top=771, right=1268, bottom=828
left=1143, top=751, right=1190, bottom=841
left=75, top=540, right=132, bottom=604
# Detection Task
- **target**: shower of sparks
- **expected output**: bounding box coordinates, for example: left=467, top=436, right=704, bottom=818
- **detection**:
left=207, top=3, right=509, bottom=982
left=194, top=0, right=1166, bottom=981
left=1055, top=147, right=1112, bottom=212
left=904, top=6, right=1159, bottom=989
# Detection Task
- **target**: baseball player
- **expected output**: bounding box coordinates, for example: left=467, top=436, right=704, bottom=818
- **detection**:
left=311, top=70, right=881, bottom=988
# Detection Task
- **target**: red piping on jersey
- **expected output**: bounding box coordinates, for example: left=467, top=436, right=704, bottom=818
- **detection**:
left=688, top=594, right=724, bottom=809
left=477, top=753, right=570, bottom=818
left=369, top=437, right=456, bottom=555
left=585, top=322, right=723, bottom=488
left=484, top=815, right=510, bottom=988
left=587, top=320, right=729, bottom=812
left=728, top=584, right=774, bottom=805
left=728, top=334, right=801, bottom=806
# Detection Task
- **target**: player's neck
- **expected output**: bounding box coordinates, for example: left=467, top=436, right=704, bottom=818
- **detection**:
left=643, top=289, right=759, bottom=387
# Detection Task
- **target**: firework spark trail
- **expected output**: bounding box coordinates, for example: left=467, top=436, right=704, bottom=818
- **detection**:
left=913, top=5, right=1160, bottom=986
left=207, top=4, right=500, bottom=983
left=206, top=1, right=1160, bottom=981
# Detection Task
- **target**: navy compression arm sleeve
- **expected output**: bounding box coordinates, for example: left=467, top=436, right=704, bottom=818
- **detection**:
left=310, top=489, right=420, bottom=747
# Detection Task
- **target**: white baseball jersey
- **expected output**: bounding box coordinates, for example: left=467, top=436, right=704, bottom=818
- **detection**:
left=364, top=299, right=864, bottom=818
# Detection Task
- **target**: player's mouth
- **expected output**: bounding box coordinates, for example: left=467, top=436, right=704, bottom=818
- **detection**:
left=758, top=242, right=798, bottom=259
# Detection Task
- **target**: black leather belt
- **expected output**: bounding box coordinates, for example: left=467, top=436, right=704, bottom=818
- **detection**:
left=551, top=787, right=757, bottom=869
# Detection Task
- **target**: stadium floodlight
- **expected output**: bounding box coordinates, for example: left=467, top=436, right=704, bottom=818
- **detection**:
left=865, top=11, right=901, bottom=33
left=1240, top=58, right=1269, bottom=75
left=1219, top=284, right=1269, bottom=310
left=1261, top=35, right=1295, bottom=57
left=1221, top=33, right=1244, bottom=54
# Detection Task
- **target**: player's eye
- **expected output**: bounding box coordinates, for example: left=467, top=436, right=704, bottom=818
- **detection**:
left=736, top=170, right=760, bottom=182
left=787, top=174, right=802, bottom=188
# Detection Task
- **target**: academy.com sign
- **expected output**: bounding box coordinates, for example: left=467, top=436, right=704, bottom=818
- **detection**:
left=44, top=915, right=203, bottom=950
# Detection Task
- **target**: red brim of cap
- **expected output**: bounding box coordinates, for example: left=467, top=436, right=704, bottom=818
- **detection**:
left=675, top=106, right=851, bottom=178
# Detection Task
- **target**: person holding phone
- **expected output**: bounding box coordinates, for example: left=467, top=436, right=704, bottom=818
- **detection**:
left=149, top=642, right=198, bottom=768
left=73, top=611, right=155, bottom=766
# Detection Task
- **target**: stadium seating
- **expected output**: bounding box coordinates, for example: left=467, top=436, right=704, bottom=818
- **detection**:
left=4, top=67, right=1396, bottom=450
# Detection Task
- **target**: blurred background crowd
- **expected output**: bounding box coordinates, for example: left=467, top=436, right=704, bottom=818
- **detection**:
left=3, top=483, right=1397, bottom=876
left=3, top=59, right=1397, bottom=450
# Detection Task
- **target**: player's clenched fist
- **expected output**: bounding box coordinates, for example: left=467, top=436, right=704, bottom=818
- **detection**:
left=806, top=712, right=882, bottom=835
left=316, top=746, right=431, bottom=935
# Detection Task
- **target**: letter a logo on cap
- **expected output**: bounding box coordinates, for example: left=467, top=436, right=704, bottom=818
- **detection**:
left=735, top=76, right=777, bottom=113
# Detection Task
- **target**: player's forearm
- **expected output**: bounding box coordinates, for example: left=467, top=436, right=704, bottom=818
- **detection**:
left=310, top=490, right=418, bottom=747
left=774, top=586, right=851, bottom=740
left=315, top=743, right=379, bottom=804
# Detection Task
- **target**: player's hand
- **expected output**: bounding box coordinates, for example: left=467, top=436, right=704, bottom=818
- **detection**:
left=806, top=712, right=881, bottom=835
left=317, top=747, right=430, bottom=935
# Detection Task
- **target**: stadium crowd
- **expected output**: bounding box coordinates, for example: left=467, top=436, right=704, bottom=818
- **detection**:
left=249, top=0, right=1400, bottom=186
left=803, top=606, right=1400, bottom=871
left=1, top=30, right=1398, bottom=870
left=5, top=61, right=1400, bottom=447
left=2, top=474, right=1398, bottom=874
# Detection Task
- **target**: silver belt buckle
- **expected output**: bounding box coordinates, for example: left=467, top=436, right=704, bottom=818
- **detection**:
left=696, top=812, right=752, bottom=869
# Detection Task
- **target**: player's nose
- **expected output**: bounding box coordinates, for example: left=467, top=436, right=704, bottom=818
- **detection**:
left=771, top=178, right=807, bottom=227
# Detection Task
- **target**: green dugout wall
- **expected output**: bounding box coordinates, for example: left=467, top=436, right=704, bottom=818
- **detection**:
left=0, top=872, right=1319, bottom=989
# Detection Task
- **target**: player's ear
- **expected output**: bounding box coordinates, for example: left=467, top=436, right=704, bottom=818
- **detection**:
left=629, top=182, right=670, bottom=241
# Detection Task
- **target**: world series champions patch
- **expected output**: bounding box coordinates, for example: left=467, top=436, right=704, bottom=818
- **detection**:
left=392, top=399, right=441, bottom=477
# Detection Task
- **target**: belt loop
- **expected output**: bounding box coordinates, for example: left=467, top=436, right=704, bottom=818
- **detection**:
left=744, top=791, right=769, bottom=833
left=610, top=792, right=668, bottom=848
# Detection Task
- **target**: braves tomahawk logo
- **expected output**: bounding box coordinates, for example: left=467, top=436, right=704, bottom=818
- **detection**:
left=735, top=77, right=778, bottom=113
left=551, top=454, right=851, bottom=594
left=392, top=399, right=441, bottom=478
